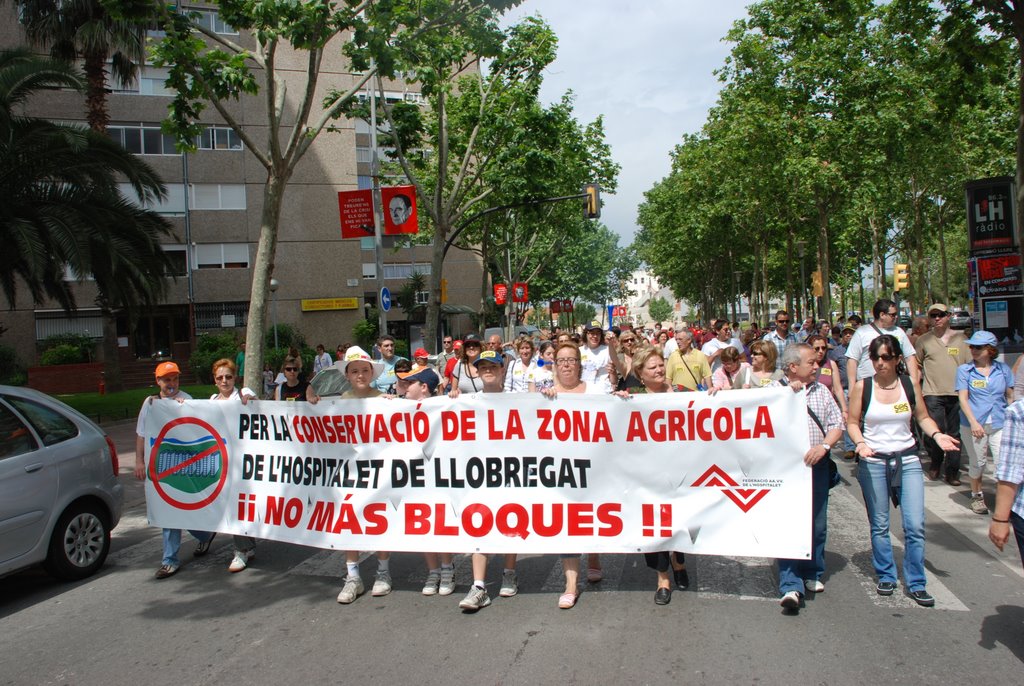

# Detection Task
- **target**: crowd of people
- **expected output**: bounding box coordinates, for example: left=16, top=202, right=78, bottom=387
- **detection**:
left=135, top=299, right=1024, bottom=614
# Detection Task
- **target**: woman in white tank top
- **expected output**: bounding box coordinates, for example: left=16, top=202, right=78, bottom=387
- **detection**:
left=847, top=334, right=959, bottom=607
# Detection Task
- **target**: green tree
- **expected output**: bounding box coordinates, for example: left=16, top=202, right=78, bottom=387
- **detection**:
left=372, top=14, right=560, bottom=349
left=109, top=0, right=520, bottom=391
left=0, top=50, right=173, bottom=322
left=647, top=297, right=673, bottom=325
left=12, top=0, right=154, bottom=388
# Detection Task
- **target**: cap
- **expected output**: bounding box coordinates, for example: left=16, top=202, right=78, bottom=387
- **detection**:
left=927, top=303, right=949, bottom=314
left=841, top=326, right=855, bottom=335
left=339, top=346, right=384, bottom=380
left=965, top=330, right=998, bottom=347
left=154, top=361, right=180, bottom=378
left=473, top=350, right=504, bottom=367
left=413, top=347, right=429, bottom=359
left=584, top=320, right=603, bottom=332
left=453, top=340, right=463, bottom=350
left=396, top=367, right=439, bottom=394
left=463, top=334, right=482, bottom=344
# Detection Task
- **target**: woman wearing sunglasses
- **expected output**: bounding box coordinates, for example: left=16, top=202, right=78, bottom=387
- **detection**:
left=275, top=356, right=314, bottom=401
left=210, top=358, right=259, bottom=572
left=807, top=334, right=847, bottom=418
left=847, top=335, right=959, bottom=607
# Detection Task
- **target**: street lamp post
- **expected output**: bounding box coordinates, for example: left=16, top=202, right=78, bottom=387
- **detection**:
left=795, top=240, right=807, bottom=322
left=269, top=278, right=279, bottom=350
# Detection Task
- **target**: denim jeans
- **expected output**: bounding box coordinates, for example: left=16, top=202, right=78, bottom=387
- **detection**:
left=162, top=528, right=214, bottom=567
left=778, top=459, right=830, bottom=594
left=857, top=457, right=926, bottom=591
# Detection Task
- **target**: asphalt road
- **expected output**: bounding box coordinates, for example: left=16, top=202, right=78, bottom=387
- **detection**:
left=2, top=422, right=1023, bottom=685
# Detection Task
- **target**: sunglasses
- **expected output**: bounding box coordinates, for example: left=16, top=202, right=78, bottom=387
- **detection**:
left=812, top=346, right=828, bottom=351
left=776, top=319, right=789, bottom=324
left=215, top=374, right=234, bottom=381
left=620, top=337, right=636, bottom=342
left=871, top=354, right=897, bottom=362
left=929, top=312, right=948, bottom=319
left=284, top=367, right=298, bottom=372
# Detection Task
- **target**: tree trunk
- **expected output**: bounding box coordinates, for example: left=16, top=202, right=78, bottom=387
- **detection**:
left=82, top=51, right=110, bottom=132
left=870, top=215, right=882, bottom=300
left=243, top=171, right=287, bottom=391
left=424, top=221, right=450, bottom=353
left=817, top=205, right=831, bottom=320
left=785, top=233, right=794, bottom=315
left=937, top=208, right=949, bottom=302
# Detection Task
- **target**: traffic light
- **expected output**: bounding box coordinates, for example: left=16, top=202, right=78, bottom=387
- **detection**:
left=440, top=278, right=448, bottom=303
left=893, top=263, right=910, bottom=292
left=584, top=183, right=601, bottom=219
left=811, top=270, right=823, bottom=297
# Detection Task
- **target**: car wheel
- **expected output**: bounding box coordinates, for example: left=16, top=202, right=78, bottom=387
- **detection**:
left=43, top=502, right=111, bottom=581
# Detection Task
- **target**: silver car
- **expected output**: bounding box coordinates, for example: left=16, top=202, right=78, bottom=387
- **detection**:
left=0, top=385, right=123, bottom=580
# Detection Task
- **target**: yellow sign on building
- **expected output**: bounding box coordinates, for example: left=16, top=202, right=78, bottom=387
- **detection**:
left=301, top=298, right=359, bottom=312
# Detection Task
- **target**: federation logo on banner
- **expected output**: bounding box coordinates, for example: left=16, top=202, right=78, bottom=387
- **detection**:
left=691, top=464, right=773, bottom=513
left=148, top=417, right=229, bottom=511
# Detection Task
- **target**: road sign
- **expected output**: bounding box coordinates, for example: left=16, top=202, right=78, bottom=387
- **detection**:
left=380, top=287, right=392, bottom=312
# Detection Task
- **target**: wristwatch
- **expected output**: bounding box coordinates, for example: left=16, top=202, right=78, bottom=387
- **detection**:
left=821, top=442, right=832, bottom=452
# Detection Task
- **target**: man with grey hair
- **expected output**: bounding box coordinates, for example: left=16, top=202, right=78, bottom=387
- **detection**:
left=777, top=343, right=843, bottom=613
left=666, top=329, right=711, bottom=391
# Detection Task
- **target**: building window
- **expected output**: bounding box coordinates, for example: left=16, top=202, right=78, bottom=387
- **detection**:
left=163, top=245, right=188, bottom=276
left=109, top=124, right=179, bottom=155
left=191, top=9, right=238, bottom=35
left=383, top=263, right=431, bottom=280
left=194, top=244, right=249, bottom=269
left=112, top=66, right=174, bottom=96
left=189, top=184, right=246, bottom=210
left=357, top=175, right=372, bottom=190
left=34, top=310, right=104, bottom=340
left=196, top=126, right=243, bottom=151
left=362, top=262, right=377, bottom=279
left=194, top=302, right=249, bottom=330
left=415, top=291, right=430, bottom=304
left=118, top=182, right=187, bottom=214
left=360, top=237, right=375, bottom=251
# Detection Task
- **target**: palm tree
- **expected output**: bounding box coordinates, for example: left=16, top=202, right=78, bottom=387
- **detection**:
left=13, top=0, right=148, bottom=132
left=0, top=50, right=173, bottom=334
left=11, top=0, right=153, bottom=388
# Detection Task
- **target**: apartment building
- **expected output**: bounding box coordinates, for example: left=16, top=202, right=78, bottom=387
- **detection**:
left=0, top=5, right=483, bottom=375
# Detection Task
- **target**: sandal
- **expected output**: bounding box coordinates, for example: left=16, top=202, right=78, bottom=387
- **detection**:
left=558, top=592, right=579, bottom=609
left=586, top=567, right=603, bottom=583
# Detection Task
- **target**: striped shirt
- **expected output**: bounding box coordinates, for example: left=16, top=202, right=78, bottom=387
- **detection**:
left=996, top=400, right=1024, bottom=518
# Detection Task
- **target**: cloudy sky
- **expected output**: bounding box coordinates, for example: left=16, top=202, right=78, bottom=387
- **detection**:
left=499, top=0, right=754, bottom=245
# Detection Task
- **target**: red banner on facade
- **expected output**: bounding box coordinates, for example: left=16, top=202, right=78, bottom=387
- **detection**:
left=338, top=189, right=374, bottom=239
left=382, top=185, right=418, bottom=235
left=494, top=284, right=508, bottom=305
left=512, top=282, right=528, bottom=302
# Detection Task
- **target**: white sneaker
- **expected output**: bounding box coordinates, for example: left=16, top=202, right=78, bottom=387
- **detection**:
left=422, top=571, right=441, bottom=596
left=780, top=591, right=801, bottom=610
left=228, top=549, right=255, bottom=573
left=336, top=576, right=364, bottom=604
left=371, top=571, right=392, bottom=596
left=498, top=569, right=518, bottom=597
left=438, top=567, right=456, bottom=596
left=459, top=585, right=491, bottom=611
left=804, top=579, right=824, bottom=593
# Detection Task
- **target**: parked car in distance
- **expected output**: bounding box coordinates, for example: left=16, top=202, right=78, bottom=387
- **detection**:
left=0, top=385, right=123, bottom=580
left=950, top=310, right=972, bottom=330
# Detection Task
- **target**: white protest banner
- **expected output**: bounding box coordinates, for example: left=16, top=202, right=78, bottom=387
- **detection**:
left=143, top=388, right=811, bottom=558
